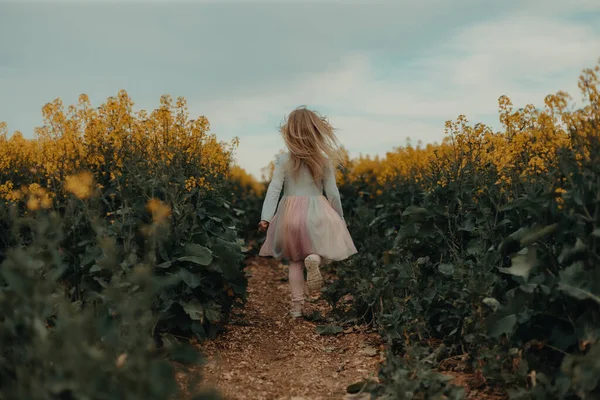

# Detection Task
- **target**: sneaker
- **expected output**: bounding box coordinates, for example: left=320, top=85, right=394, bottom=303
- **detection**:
left=305, top=254, right=323, bottom=291
left=290, top=301, right=303, bottom=318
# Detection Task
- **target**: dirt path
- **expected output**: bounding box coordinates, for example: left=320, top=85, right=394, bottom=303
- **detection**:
left=198, top=257, right=382, bottom=400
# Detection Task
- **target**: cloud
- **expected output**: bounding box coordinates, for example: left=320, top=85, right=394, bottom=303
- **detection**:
left=0, top=1, right=471, bottom=137
left=194, top=9, right=600, bottom=178
left=436, top=14, right=600, bottom=97
left=1, top=0, right=598, bottom=179
left=192, top=55, right=445, bottom=176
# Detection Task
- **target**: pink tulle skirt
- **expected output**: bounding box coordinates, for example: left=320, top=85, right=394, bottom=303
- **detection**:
left=259, top=195, right=357, bottom=262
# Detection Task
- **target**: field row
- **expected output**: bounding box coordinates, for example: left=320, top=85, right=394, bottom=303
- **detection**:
left=1, top=62, right=599, bottom=399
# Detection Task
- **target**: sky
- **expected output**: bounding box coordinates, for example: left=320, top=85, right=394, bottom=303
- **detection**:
left=1, top=0, right=599, bottom=179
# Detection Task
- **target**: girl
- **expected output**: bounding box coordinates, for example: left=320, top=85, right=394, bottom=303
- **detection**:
left=258, top=106, right=357, bottom=318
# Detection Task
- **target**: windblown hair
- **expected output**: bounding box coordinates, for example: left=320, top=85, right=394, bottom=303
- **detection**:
left=279, top=106, right=342, bottom=181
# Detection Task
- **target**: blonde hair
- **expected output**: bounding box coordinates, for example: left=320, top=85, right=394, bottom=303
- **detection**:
left=279, top=106, right=341, bottom=181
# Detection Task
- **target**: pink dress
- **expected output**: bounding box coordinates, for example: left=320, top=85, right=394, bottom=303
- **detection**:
left=259, top=153, right=357, bottom=262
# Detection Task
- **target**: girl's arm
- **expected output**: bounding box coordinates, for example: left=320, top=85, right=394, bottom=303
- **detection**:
left=323, top=160, right=344, bottom=220
left=260, top=155, right=285, bottom=222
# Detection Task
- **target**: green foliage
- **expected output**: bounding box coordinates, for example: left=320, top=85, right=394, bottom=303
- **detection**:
left=1, top=167, right=248, bottom=344
left=0, top=125, right=257, bottom=398
left=374, top=347, right=465, bottom=400
left=222, top=172, right=266, bottom=252
left=327, top=76, right=600, bottom=397
left=0, top=93, right=262, bottom=399
left=0, top=207, right=219, bottom=400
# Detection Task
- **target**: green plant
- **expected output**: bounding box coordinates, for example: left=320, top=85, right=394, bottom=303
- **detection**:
left=0, top=206, right=219, bottom=400
left=324, top=62, right=600, bottom=398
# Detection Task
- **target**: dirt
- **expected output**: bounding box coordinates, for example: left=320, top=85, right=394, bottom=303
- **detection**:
left=197, top=257, right=382, bottom=400
left=183, top=256, right=506, bottom=400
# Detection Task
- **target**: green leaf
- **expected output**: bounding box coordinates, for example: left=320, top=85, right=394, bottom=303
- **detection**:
left=558, top=238, right=587, bottom=265
left=191, top=321, right=206, bottom=339
left=558, top=262, right=600, bottom=305
left=558, top=284, right=600, bottom=305
left=89, top=264, right=102, bottom=273
left=81, top=245, right=102, bottom=267
left=211, top=238, right=243, bottom=279
left=158, top=242, right=169, bottom=263
left=417, top=256, right=429, bottom=265
left=178, top=256, right=213, bottom=267
left=467, top=240, right=483, bottom=255
left=204, top=201, right=230, bottom=218
left=178, top=268, right=201, bottom=288
left=498, top=247, right=537, bottom=281
left=369, top=214, right=390, bottom=227
left=498, top=227, right=528, bottom=254
left=573, top=189, right=584, bottom=206
left=489, top=314, right=517, bottom=338
left=347, top=380, right=377, bottom=394
left=204, top=304, right=222, bottom=324
left=520, top=223, right=558, bottom=247
left=591, top=228, right=600, bottom=238
left=182, top=301, right=204, bottom=321
left=315, top=325, right=343, bottom=335
left=402, top=206, right=428, bottom=217
left=519, top=283, right=538, bottom=293
left=459, top=219, right=476, bottom=232
left=483, top=297, right=501, bottom=312
left=304, top=310, right=324, bottom=322
left=438, top=263, right=454, bottom=276
left=181, top=243, right=213, bottom=265
left=156, top=261, right=172, bottom=269
left=93, top=276, right=109, bottom=288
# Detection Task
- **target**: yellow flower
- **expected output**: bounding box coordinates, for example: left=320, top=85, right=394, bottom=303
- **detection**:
left=185, top=177, right=197, bottom=191
left=64, top=171, right=94, bottom=199
left=146, top=198, right=171, bottom=224
left=7, top=189, right=23, bottom=202
left=19, top=184, right=53, bottom=210
left=27, top=195, right=40, bottom=211
left=40, top=194, right=53, bottom=209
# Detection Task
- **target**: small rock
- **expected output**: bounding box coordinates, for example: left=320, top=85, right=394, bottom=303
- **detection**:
left=361, top=346, right=379, bottom=356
